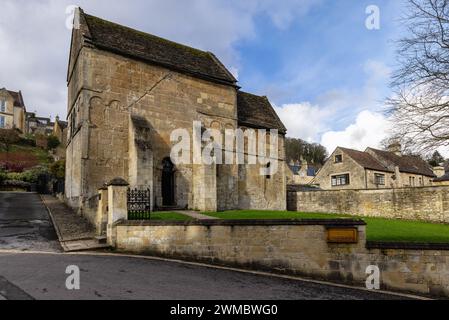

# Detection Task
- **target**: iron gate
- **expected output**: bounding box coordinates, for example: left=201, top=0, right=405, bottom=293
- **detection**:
left=127, top=188, right=152, bottom=220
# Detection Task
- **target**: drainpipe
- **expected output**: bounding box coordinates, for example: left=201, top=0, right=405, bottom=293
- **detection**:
left=365, top=169, right=368, bottom=190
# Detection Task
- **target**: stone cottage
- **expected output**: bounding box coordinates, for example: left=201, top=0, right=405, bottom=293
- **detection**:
left=0, top=88, right=27, bottom=132
left=65, top=9, right=287, bottom=224
left=25, top=113, right=54, bottom=135
left=312, top=145, right=436, bottom=190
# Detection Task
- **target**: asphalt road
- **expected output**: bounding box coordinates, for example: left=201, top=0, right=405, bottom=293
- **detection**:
left=0, top=192, right=61, bottom=252
left=0, top=192, right=414, bottom=300
left=0, top=252, right=411, bottom=300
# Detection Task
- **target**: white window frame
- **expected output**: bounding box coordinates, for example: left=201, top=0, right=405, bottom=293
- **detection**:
left=0, top=99, right=5, bottom=113
left=0, top=116, right=5, bottom=128
left=374, top=173, right=385, bottom=186
left=331, top=174, right=350, bottom=186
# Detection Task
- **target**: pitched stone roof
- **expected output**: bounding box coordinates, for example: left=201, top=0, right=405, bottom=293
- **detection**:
left=237, top=91, right=287, bottom=134
left=79, top=9, right=237, bottom=86
left=339, top=147, right=391, bottom=172
left=367, top=148, right=436, bottom=177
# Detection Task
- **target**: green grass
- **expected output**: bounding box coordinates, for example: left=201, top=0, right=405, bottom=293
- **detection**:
left=202, top=210, right=449, bottom=244
left=149, top=212, right=194, bottom=221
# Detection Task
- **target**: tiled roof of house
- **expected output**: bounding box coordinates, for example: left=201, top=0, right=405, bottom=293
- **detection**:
left=367, top=148, right=436, bottom=177
left=237, top=91, right=287, bottom=134
left=80, top=9, right=237, bottom=86
left=339, top=147, right=392, bottom=172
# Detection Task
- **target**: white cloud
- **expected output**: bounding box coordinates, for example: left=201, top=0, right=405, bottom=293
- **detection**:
left=320, top=110, right=391, bottom=153
left=274, top=102, right=334, bottom=143
left=273, top=59, right=392, bottom=153
left=0, top=0, right=322, bottom=120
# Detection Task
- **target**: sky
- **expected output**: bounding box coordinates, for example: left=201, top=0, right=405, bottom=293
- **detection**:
left=0, top=0, right=426, bottom=155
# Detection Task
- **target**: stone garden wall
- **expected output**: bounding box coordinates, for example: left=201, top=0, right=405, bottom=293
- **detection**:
left=288, top=186, right=449, bottom=224
left=113, top=220, right=449, bottom=298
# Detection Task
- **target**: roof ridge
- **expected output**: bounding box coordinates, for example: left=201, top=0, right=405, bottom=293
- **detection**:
left=339, top=147, right=391, bottom=172
left=79, top=10, right=236, bottom=85
left=83, top=12, right=210, bottom=57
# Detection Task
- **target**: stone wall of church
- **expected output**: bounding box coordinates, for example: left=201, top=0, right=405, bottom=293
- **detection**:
left=65, top=46, right=228, bottom=216
left=66, top=43, right=287, bottom=219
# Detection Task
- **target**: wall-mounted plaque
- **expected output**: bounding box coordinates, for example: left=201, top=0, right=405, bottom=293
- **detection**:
left=327, top=228, right=358, bottom=244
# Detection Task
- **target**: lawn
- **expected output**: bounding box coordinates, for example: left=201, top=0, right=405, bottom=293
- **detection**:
left=202, top=210, right=449, bottom=244
left=149, top=212, right=194, bottom=221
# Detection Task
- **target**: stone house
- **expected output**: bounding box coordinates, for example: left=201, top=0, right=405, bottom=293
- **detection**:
left=53, top=116, right=68, bottom=146
left=65, top=9, right=287, bottom=224
left=25, top=113, right=54, bottom=135
left=312, top=146, right=436, bottom=190
left=0, top=88, right=27, bottom=132
left=52, top=116, right=68, bottom=161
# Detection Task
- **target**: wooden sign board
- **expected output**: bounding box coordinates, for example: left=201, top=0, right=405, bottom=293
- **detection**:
left=327, top=228, right=358, bottom=244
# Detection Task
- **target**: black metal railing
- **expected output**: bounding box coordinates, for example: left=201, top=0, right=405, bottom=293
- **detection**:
left=127, top=188, right=152, bottom=220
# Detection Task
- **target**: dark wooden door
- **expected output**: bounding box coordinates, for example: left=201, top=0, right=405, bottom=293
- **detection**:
left=162, top=158, right=175, bottom=206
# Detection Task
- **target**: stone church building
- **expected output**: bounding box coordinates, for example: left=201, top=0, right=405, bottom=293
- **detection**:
left=65, top=9, right=287, bottom=224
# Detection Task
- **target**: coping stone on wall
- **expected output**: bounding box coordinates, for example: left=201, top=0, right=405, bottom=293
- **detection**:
left=367, top=241, right=449, bottom=251
left=117, top=219, right=367, bottom=227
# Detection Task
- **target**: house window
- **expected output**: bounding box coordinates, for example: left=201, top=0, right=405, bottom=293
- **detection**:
left=409, top=177, right=415, bottom=187
left=0, top=100, right=5, bottom=113
left=331, top=174, right=350, bottom=186
left=335, top=155, right=343, bottom=163
left=419, top=177, right=423, bottom=186
left=0, top=116, right=4, bottom=128
left=375, top=173, right=385, bottom=186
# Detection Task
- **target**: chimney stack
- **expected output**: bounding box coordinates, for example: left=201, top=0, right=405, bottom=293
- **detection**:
left=433, top=166, right=446, bottom=178
left=388, top=142, right=402, bottom=157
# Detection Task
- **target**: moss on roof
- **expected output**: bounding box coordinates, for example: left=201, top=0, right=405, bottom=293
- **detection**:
left=80, top=10, right=236, bottom=85
left=237, top=91, right=287, bottom=134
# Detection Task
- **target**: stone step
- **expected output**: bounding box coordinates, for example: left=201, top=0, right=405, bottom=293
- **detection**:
left=95, top=235, right=107, bottom=244
left=61, top=239, right=111, bottom=252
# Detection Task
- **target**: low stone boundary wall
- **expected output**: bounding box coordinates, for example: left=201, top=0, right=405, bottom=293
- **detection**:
left=288, top=186, right=449, bottom=223
left=113, top=219, right=449, bottom=298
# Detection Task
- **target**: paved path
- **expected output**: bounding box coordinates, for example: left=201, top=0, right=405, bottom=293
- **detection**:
left=0, top=193, right=60, bottom=252
left=0, top=252, right=412, bottom=300
left=40, top=195, right=110, bottom=252
left=174, top=211, right=218, bottom=220
left=40, top=195, right=95, bottom=242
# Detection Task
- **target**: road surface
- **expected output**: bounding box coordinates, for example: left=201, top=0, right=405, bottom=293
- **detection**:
left=0, top=193, right=60, bottom=252
left=0, top=192, right=413, bottom=300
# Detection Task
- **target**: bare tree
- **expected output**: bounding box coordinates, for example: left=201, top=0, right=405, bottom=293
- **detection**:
left=389, top=0, right=449, bottom=154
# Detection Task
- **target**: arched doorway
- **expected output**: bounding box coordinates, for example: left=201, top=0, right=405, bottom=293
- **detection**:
left=162, top=157, right=175, bottom=206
